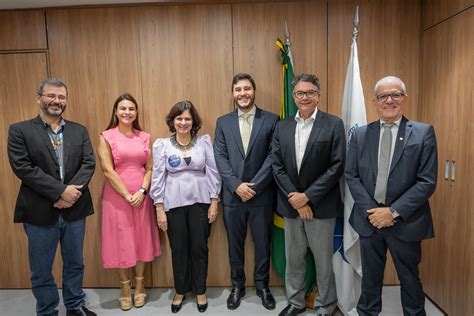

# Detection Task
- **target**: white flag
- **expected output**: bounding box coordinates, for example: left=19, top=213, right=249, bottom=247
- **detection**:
left=333, top=35, right=366, bottom=315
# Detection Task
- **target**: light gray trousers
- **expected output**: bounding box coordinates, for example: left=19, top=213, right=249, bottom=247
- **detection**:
left=284, top=216, right=338, bottom=314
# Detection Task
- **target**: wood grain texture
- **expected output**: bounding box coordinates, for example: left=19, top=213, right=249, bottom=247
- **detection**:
left=47, top=7, right=145, bottom=287
left=0, top=10, right=47, bottom=50
left=0, top=53, right=48, bottom=287
left=233, top=0, right=327, bottom=114
left=328, top=0, right=421, bottom=124
left=420, top=7, right=474, bottom=315
left=422, top=0, right=474, bottom=29
left=137, top=3, right=234, bottom=287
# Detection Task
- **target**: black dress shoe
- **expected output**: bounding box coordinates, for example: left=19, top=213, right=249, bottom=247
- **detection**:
left=227, top=287, right=245, bottom=310
left=256, top=288, right=276, bottom=310
left=278, top=304, right=306, bottom=316
left=197, top=300, right=208, bottom=312
left=171, top=295, right=185, bottom=313
left=66, top=306, right=97, bottom=316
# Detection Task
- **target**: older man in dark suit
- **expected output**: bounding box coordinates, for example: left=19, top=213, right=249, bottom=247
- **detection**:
left=214, top=73, right=279, bottom=310
left=272, top=73, right=345, bottom=316
left=8, top=78, right=96, bottom=316
left=345, top=76, right=437, bottom=316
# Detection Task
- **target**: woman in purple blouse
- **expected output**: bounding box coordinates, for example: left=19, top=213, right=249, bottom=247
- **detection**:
left=150, top=100, right=221, bottom=313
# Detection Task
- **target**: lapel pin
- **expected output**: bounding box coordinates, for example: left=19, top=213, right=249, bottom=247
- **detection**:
left=399, top=137, right=403, bottom=141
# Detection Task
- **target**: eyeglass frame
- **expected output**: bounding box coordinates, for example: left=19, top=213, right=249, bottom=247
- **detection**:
left=38, top=93, right=68, bottom=102
left=374, top=92, right=405, bottom=103
left=293, top=90, right=320, bottom=99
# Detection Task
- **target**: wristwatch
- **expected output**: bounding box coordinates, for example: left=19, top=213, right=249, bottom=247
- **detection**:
left=390, top=207, right=400, bottom=218
left=139, top=187, right=147, bottom=195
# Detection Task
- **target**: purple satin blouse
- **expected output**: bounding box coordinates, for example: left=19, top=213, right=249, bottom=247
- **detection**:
left=150, top=134, right=221, bottom=211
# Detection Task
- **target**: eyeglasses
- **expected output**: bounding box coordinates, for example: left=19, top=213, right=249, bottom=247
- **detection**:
left=375, top=92, right=404, bottom=102
left=39, top=93, right=67, bottom=102
left=293, top=90, right=319, bottom=99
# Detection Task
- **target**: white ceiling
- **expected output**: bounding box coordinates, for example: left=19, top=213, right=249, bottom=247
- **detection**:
left=0, top=0, right=200, bottom=10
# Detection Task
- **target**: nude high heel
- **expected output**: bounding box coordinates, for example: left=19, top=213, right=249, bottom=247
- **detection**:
left=134, top=277, right=147, bottom=308
left=118, top=279, right=132, bottom=311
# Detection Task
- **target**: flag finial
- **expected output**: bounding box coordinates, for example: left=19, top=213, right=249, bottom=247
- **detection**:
left=284, top=21, right=291, bottom=48
left=352, top=6, right=360, bottom=40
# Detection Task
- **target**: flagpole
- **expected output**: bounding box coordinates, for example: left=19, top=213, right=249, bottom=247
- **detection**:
left=334, top=5, right=365, bottom=315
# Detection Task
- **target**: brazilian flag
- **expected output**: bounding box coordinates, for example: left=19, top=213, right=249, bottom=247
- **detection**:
left=272, top=38, right=316, bottom=298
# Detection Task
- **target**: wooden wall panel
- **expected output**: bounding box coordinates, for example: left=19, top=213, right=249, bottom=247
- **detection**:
left=328, top=0, right=421, bottom=122
left=137, top=4, right=234, bottom=287
left=422, top=0, right=474, bottom=29
left=47, top=7, right=144, bottom=287
left=0, top=11, right=47, bottom=50
left=0, top=53, right=48, bottom=287
left=420, top=7, right=474, bottom=315
left=232, top=0, right=326, bottom=287
left=233, top=0, right=327, bottom=114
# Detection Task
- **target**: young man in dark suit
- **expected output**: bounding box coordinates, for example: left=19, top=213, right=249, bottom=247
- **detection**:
left=272, top=73, right=345, bottom=316
left=214, top=73, right=279, bottom=310
left=8, top=78, right=96, bottom=316
left=345, top=76, right=437, bottom=315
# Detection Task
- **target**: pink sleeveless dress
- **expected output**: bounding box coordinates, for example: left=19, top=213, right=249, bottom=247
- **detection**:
left=101, top=128, right=161, bottom=268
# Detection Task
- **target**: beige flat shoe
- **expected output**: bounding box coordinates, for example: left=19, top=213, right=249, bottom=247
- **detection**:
left=119, top=279, right=133, bottom=311
left=134, top=277, right=147, bottom=308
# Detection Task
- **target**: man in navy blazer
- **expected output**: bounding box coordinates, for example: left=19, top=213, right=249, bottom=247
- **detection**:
left=8, top=78, right=96, bottom=316
left=272, top=74, right=345, bottom=316
left=345, top=76, right=437, bottom=316
left=214, top=73, right=279, bottom=310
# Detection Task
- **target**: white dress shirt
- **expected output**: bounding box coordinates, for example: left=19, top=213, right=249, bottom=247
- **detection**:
left=294, top=108, right=318, bottom=173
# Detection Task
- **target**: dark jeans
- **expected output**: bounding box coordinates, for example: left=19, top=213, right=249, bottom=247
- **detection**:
left=166, top=203, right=211, bottom=295
left=23, top=215, right=86, bottom=316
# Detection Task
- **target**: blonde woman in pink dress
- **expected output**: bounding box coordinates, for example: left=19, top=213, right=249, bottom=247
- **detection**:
left=98, top=93, right=161, bottom=311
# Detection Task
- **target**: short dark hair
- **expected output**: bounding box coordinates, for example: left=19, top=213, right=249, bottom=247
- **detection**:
left=292, top=73, right=321, bottom=92
left=106, top=93, right=142, bottom=131
left=37, top=77, right=68, bottom=95
left=166, top=100, right=202, bottom=138
left=231, top=73, right=256, bottom=91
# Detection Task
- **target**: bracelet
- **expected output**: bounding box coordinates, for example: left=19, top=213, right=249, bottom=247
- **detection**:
left=139, top=187, right=147, bottom=195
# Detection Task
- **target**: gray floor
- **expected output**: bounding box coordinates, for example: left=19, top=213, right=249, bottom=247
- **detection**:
left=0, top=286, right=444, bottom=315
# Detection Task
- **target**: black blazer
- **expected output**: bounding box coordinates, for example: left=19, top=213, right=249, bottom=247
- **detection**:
left=345, top=116, right=437, bottom=242
left=272, top=110, right=345, bottom=219
left=214, top=107, right=279, bottom=207
left=8, top=115, right=96, bottom=225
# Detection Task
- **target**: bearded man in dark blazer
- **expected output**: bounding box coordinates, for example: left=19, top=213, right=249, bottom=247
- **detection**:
left=214, top=73, right=279, bottom=311
left=345, top=76, right=437, bottom=316
left=8, top=77, right=96, bottom=316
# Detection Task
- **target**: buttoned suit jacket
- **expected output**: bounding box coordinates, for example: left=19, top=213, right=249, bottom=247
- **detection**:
left=8, top=115, right=96, bottom=225
left=272, top=110, right=345, bottom=218
left=345, top=116, right=437, bottom=242
left=214, top=107, right=279, bottom=207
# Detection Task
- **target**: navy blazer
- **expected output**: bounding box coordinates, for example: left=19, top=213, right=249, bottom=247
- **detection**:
left=345, top=116, right=437, bottom=242
left=8, top=115, right=96, bottom=225
left=214, top=107, right=279, bottom=207
left=272, top=110, right=345, bottom=219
